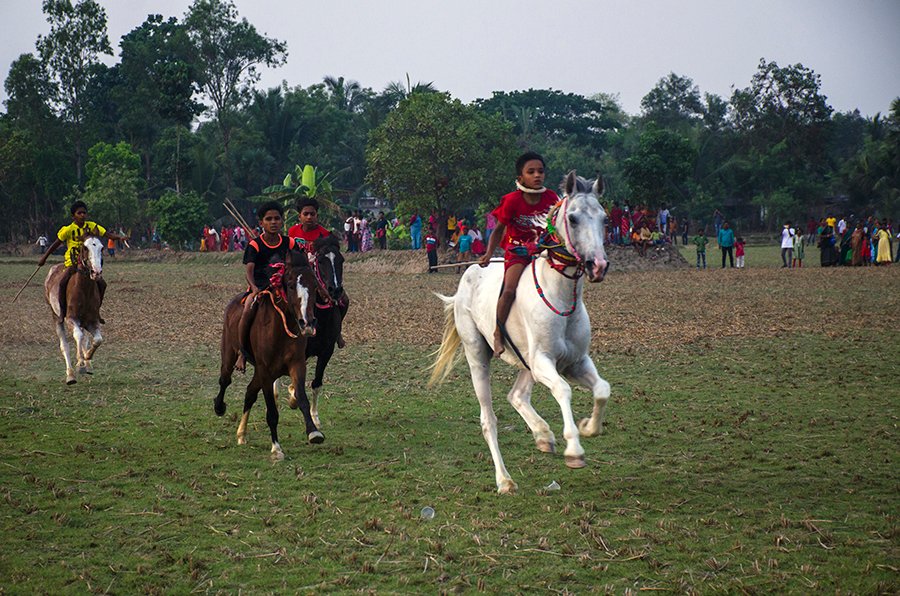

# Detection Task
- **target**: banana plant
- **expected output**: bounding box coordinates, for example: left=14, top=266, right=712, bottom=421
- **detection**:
left=262, top=164, right=340, bottom=226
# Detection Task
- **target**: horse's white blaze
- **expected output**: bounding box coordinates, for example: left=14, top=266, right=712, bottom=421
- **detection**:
left=327, top=253, right=339, bottom=289
left=295, top=277, right=310, bottom=326
left=83, top=236, right=104, bottom=279
left=431, top=173, right=611, bottom=492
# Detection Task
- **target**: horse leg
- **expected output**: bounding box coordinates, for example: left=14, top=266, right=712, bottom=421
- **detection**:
left=82, top=327, right=103, bottom=373
left=505, top=369, right=556, bottom=453
left=260, top=380, right=284, bottom=461
left=462, top=341, right=517, bottom=494
left=55, top=321, right=76, bottom=385
left=309, top=347, right=333, bottom=427
left=71, top=324, right=88, bottom=375
left=237, top=376, right=262, bottom=446
left=289, top=364, right=324, bottom=444
left=531, top=354, right=586, bottom=469
left=564, top=356, right=611, bottom=438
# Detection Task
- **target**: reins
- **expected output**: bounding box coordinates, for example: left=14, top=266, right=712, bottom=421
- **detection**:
left=531, top=196, right=585, bottom=317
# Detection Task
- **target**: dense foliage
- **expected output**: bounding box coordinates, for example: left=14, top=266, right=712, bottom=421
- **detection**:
left=0, top=0, right=896, bottom=243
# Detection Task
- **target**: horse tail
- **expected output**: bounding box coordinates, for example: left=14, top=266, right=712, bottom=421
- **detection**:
left=427, top=293, right=461, bottom=388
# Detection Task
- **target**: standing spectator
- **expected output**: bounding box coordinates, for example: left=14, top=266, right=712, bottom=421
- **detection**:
left=792, top=227, right=805, bottom=268
left=344, top=212, right=357, bottom=252
left=221, top=225, right=231, bottom=252
left=780, top=221, right=795, bottom=268
left=425, top=226, right=438, bottom=272
left=713, top=209, right=724, bottom=237
left=610, top=203, right=623, bottom=245
left=718, top=221, right=735, bottom=268
left=658, top=206, right=670, bottom=239
left=668, top=215, right=678, bottom=244
left=681, top=219, right=689, bottom=245
left=693, top=230, right=708, bottom=269
left=837, top=216, right=847, bottom=237
left=359, top=214, right=373, bottom=252
left=446, top=213, right=457, bottom=248
left=819, top=223, right=839, bottom=267
left=484, top=211, right=497, bottom=248
left=825, top=214, right=837, bottom=235
left=36, top=233, right=49, bottom=254
left=409, top=212, right=422, bottom=250
left=469, top=223, right=485, bottom=256
left=735, top=236, right=746, bottom=268
left=806, top=217, right=818, bottom=245
left=456, top=225, right=473, bottom=273
left=850, top=222, right=866, bottom=266
left=107, top=236, right=116, bottom=258
left=207, top=226, right=219, bottom=252
left=621, top=206, right=632, bottom=245
left=874, top=223, right=892, bottom=265
left=374, top=211, right=389, bottom=250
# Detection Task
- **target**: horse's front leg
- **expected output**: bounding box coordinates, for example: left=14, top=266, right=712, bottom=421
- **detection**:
left=505, top=369, right=556, bottom=453
left=82, top=327, right=103, bottom=374
left=260, top=379, right=284, bottom=461
left=565, top=355, right=610, bottom=437
left=71, top=324, right=89, bottom=375
left=289, top=361, right=324, bottom=444
left=308, top=345, right=334, bottom=427
left=463, top=342, right=516, bottom=494
left=55, top=321, right=76, bottom=385
left=237, top=376, right=262, bottom=446
left=531, top=354, right=586, bottom=468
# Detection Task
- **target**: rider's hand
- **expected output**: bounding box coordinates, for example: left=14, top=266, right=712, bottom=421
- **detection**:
left=38, top=256, right=46, bottom=267
left=478, top=253, right=491, bottom=267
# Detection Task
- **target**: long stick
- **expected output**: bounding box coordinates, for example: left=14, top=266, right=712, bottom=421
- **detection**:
left=13, top=265, right=42, bottom=302
left=429, top=258, right=503, bottom=270
left=222, top=201, right=256, bottom=239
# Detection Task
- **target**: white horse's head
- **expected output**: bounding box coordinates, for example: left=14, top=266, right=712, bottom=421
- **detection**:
left=556, top=171, right=609, bottom=283
left=81, top=236, right=104, bottom=281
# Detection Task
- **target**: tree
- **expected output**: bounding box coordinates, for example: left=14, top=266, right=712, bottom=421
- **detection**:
left=82, top=141, right=143, bottom=230
left=367, top=92, right=516, bottom=216
left=323, top=76, right=367, bottom=113
left=623, top=126, right=694, bottom=207
left=148, top=190, right=208, bottom=247
left=36, top=0, right=113, bottom=184
left=640, top=73, right=704, bottom=129
left=184, top=0, right=287, bottom=199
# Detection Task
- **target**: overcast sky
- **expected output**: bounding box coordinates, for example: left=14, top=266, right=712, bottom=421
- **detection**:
left=1, top=0, right=898, bottom=117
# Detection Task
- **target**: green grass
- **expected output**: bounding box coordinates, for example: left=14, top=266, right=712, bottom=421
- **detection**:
left=0, top=256, right=897, bottom=593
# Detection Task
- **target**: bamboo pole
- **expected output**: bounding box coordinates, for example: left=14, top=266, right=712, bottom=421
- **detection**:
left=13, top=265, right=42, bottom=302
left=222, top=200, right=256, bottom=238
left=428, top=259, right=503, bottom=270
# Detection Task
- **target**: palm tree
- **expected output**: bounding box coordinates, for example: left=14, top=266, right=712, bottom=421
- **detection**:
left=323, top=75, right=364, bottom=112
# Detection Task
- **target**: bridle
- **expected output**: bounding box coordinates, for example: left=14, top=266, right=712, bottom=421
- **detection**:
left=310, top=245, right=341, bottom=309
left=531, top=196, right=586, bottom=317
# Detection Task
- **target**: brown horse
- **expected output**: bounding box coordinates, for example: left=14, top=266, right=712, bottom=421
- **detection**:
left=43, top=235, right=105, bottom=384
left=213, top=251, right=323, bottom=460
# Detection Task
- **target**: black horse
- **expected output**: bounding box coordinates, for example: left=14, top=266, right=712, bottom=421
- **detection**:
left=288, top=234, right=348, bottom=425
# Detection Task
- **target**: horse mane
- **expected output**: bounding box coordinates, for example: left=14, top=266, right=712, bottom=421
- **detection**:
left=313, top=233, right=341, bottom=253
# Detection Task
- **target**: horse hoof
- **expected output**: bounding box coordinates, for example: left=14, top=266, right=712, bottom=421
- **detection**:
left=536, top=439, right=556, bottom=454
left=308, top=431, right=325, bottom=444
left=288, top=397, right=298, bottom=410
left=237, top=435, right=247, bottom=446
left=564, top=455, right=587, bottom=469
left=577, top=418, right=600, bottom=437
left=213, top=399, right=226, bottom=417
left=271, top=449, right=285, bottom=462
left=497, top=480, right=518, bottom=495
left=66, top=377, right=77, bottom=385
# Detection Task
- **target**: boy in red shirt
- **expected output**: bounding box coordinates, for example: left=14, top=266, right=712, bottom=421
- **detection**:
left=288, top=197, right=331, bottom=252
left=479, top=152, right=559, bottom=357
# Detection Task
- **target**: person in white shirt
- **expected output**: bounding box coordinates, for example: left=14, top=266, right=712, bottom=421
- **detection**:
left=780, top=221, right=795, bottom=268
left=837, top=217, right=847, bottom=236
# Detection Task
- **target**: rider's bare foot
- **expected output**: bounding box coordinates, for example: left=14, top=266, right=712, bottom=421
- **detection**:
left=235, top=353, right=246, bottom=373
left=492, top=332, right=505, bottom=358
left=337, top=334, right=346, bottom=349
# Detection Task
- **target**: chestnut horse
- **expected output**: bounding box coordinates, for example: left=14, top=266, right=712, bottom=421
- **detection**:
left=287, top=234, right=347, bottom=426
left=213, top=251, right=323, bottom=460
left=44, top=235, right=105, bottom=384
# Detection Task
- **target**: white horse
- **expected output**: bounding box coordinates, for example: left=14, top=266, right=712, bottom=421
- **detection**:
left=430, top=171, right=611, bottom=494
left=44, top=236, right=105, bottom=384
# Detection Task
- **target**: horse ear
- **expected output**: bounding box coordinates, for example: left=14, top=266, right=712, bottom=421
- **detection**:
left=564, top=170, right=578, bottom=196
left=592, top=175, right=604, bottom=197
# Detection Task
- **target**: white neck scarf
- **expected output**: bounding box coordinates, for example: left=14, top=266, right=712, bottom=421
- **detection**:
left=516, top=181, right=547, bottom=195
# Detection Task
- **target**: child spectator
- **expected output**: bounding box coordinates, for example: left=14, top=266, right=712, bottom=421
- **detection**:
left=792, top=228, right=804, bottom=268
left=693, top=230, right=708, bottom=269
left=735, top=236, right=746, bottom=268
left=425, top=226, right=438, bottom=272
left=456, top=225, right=473, bottom=273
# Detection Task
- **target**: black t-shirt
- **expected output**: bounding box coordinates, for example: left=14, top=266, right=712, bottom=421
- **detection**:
left=243, top=235, right=298, bottom=289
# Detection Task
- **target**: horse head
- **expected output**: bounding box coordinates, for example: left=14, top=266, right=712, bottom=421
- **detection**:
left=285, top=249, right=318, bottom=337
left=558, top=171, right=609, bottom=283
left=312, top=235, right=345, bottom=303
left=80, top=235, right=105, bottom=281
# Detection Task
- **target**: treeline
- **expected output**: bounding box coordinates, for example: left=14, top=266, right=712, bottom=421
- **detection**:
left=1, top=0, right=897, bottom=245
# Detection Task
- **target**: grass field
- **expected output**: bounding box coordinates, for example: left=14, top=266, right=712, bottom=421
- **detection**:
left=1, top=245, right=898, bottom=594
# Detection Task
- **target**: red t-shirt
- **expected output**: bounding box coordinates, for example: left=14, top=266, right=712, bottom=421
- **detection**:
left=288, top=224, right=330, bottom=251
left=491, top=189, right=559, bottom=248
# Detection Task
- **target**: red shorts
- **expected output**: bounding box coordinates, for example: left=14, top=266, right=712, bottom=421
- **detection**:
left=504, top=247, right=531, bottom=271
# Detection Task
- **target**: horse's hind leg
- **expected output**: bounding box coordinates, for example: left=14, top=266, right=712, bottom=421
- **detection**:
left=463, top=341, right=516, bottom=494
left=506, top=370, right=556, bottom=453
left=260, top=380, right=285, bottom=461
left=531, top=354, right=586, bottom=469
left=55, top=321, right=76, bottom=385
left=237, top=377, right=262, bottom=446
left=565, top=356, right=610, bottom=438
left=214, top=322, right=239, bottom=416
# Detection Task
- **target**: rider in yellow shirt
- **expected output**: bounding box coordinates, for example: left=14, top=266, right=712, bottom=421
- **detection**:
left=39, top=200, right=126, bottom=323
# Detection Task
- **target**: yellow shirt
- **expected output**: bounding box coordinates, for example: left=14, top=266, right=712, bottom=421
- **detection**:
left=57, top=221, right=106, bottom=267
left=826, top=217, right=836, bottom=230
